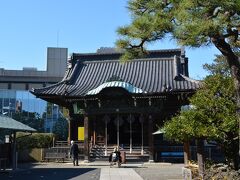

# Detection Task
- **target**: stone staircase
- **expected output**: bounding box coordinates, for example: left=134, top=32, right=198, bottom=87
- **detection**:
left=46, top=141, right=150, bottom=162
left=90, top=145, right=150, bottom=162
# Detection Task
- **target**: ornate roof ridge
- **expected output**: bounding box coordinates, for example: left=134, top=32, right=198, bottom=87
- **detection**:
left=72, top=48, right=182, bottom=56
left=81, top=57, right=175, bottom=64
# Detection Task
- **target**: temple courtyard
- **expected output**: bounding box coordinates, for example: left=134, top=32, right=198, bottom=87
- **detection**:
left=0, top=161, right=183, bottom=180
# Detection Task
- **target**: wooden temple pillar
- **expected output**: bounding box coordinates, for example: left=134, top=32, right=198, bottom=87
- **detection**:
left=68, top=117, right=73, bottom=144
left=84, top=115, right=89, bottom=162
left=12, top=131, right=17, bottom=170
left=68, top=107, right=76, bottom=143
left=139, top=114, right=144, bottom=155
left=104, top=115, right=110, bottom=156
left=148, top=115, right=154, bottom=162
left=117, top=115, right=120, bottom=147
left=128, top=114, right=133, bottom=154
left=93, top=119, right=96, bottom=146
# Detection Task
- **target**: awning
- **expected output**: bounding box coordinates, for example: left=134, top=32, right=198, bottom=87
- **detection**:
left=0, top=115, right=36, bottom=132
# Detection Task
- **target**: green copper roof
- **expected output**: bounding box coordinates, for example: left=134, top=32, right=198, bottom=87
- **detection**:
left=86, top=81, right=147, bottom=95
left=0, top=115, right=36, bottom=132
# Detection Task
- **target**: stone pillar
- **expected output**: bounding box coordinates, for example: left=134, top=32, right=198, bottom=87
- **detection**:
left=148, top=115, right=154, bottom=162
left=84, top=115, right=89, bottom=162
left=197, top=139, right=205, bottom=179
left=184, top=140, right=190, bottom=165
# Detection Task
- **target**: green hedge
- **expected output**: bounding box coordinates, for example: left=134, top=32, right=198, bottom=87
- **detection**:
left=17, top=132, right=54, bottom=150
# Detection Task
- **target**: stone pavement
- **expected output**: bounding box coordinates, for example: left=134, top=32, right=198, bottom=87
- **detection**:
left=89, top=161, right=183, bottom=180
left=0, top=161, right=184, bottom=180
left=135, top=163, right=183, bottom=180
left=100, top=167, right=143, bottom=180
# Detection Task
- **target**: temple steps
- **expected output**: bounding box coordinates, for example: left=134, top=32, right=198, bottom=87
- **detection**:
left=89, top=145, right=150, bottom=162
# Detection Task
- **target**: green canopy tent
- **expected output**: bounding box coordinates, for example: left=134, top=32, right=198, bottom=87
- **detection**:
left=0, top=115, right=36, bottom=170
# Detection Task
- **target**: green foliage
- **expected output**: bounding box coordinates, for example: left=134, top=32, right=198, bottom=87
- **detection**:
left=16, top=132, right=54, bottom=150
left=120, top=0, right=240, bottom=169
left=165, top=74, right=237, bottom=140
left=12, top=111, right=44, bottom=132
left=52, top=118, right=68, bottom=141
left=164, top=74, right=238, bottom=167
left=117, top=0, right=240, bottom=58
left=164, top=110, right=208, bottom=142
left=203, top=55, right=231, bottom=76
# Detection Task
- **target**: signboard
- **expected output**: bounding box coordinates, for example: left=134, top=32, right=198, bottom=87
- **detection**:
left=78, top=127, right=84, bottom=141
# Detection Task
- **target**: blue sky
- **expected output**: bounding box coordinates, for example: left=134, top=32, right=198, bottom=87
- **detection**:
left=0, top=0, right=220, bottom=79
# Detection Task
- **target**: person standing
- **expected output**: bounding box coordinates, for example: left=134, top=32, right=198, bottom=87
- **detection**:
left=70, top=140, right=79, bottom=166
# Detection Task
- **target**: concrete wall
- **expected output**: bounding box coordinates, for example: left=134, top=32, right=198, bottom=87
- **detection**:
left=47, top=47, right=67, bottom=77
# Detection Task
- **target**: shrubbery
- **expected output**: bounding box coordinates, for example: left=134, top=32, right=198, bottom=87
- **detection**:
left=17, top=132, right=54, bottom=150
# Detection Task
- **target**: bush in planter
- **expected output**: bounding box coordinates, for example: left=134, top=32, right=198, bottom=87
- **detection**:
left=17, top=132, right=54, bottom=150
left=16, top=132, right=55, bottom=162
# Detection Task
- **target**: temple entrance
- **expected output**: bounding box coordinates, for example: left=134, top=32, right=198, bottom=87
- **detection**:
left=90, top=113, right=146, bottom=149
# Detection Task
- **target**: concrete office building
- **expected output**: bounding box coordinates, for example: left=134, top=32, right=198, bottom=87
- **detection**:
left=0, top=47, right=68, bottom=132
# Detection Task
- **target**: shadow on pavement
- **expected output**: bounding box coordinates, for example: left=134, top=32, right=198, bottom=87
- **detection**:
left=0, top=168, right=100, bottom=180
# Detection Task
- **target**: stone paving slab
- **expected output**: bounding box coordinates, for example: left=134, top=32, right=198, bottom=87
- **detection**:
left=100, top=167, right=143, bottom=180
left=134, top=164, right=183, bottom=180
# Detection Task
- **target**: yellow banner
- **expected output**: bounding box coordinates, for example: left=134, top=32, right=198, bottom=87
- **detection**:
left=78, top=127, right=84, bottom=141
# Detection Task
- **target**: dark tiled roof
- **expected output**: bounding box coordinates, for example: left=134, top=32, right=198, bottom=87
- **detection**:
left=0, top=115, right=36, bottom=132
left=31, top=49, right=200, bottom=97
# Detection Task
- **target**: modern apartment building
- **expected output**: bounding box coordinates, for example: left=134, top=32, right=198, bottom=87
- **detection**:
left=0, top=47, right=67, bottom=132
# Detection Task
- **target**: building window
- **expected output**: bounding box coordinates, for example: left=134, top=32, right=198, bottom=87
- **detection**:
left=25, top=83, right=29, bottom=90
left=8, top=83, right=11, bottom=89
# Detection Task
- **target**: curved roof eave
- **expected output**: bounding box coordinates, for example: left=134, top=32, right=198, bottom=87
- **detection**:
left=86, top=81, right=147, bottom=95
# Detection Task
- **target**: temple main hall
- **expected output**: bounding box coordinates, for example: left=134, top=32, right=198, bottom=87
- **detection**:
left=32, top=48, right=200, bottom=161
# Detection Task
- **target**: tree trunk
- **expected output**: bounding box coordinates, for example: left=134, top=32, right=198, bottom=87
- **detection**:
left=222, top=134, right=239, bottom=170
left=212, top=37, right=240, bottom=170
